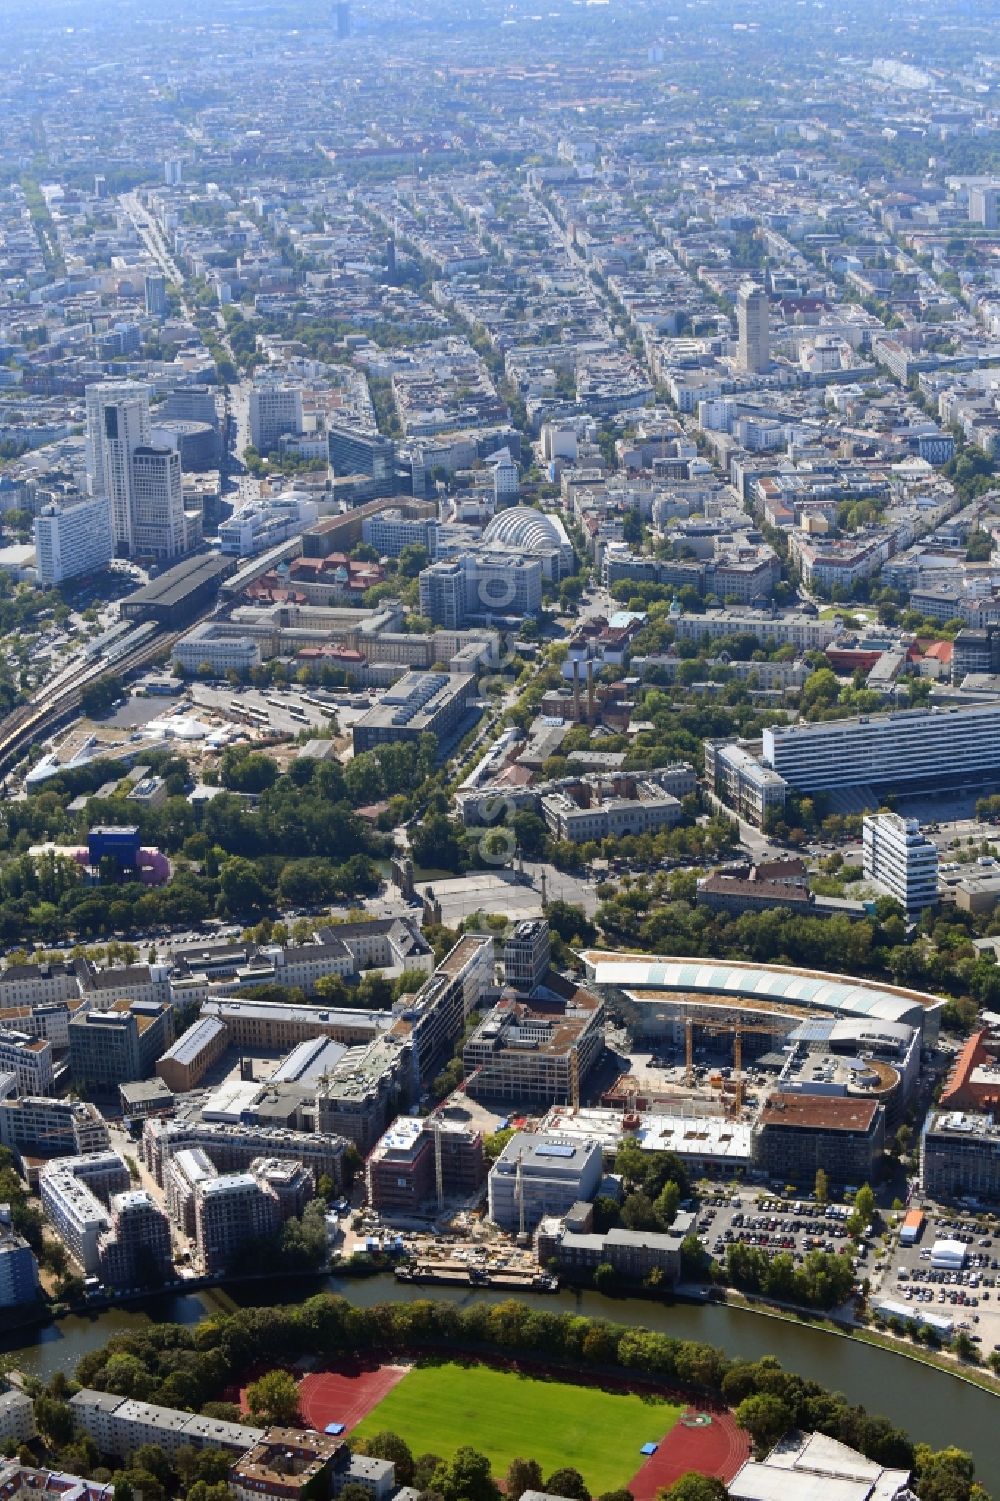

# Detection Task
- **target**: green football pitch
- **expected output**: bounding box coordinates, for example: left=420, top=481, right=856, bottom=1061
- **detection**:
left=351, top=1360, right=683, bottom=1492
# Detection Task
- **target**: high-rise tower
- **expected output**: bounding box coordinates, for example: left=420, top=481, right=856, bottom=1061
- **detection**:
left=737, top=282, right=769, bottom=374
left=85, top=382, right=151, bottom=555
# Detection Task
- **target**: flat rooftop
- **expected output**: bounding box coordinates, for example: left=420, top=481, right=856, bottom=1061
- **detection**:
left=758, top=1093, right=879, bottom=1133
left=123, top=554, right=232, bottom=609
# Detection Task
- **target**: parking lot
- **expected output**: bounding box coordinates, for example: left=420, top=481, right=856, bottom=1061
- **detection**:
left=697, top=1192, right=860, bottom=1271
left=877, top=1212, right=1000, bottom=1354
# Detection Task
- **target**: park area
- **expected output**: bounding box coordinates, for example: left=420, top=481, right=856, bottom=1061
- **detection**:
left=303, top=1358, right=684, bottom=1495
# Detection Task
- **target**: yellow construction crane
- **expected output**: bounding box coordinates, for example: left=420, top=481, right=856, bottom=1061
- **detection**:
left=682, top=1010, right=790, bottom=1116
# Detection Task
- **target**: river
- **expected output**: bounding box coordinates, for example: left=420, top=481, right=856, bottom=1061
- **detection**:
left=4, top=1275, right=998, bottom=1477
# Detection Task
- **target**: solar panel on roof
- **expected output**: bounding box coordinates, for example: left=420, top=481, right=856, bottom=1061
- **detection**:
left=535, top=1144, right=576, bottom=1158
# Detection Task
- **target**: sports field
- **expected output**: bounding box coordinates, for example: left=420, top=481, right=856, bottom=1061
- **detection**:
left=351, top=1361, right=683, bottom=1493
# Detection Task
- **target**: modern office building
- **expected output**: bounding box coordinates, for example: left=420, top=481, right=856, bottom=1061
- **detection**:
left=327, top=423, right=395, bottom=482
left=313, top=1037, right=402, bottom=1153
left=762, top=703, right=1000, bottom=794
left=969, top=184, right=1000, bottom=230
left=85, top=381, right=152, bottom=555
left=488, top=1132, right=603, bottom=1231
left=351, top=671, right=476, bottom=755
left=130, top=444, right=186, bottom=560
left=736, top=282, right=769, bottom=374
left=503, top=921, right=551, bottom=993
left=34, top=493, right=114, bottom=586
left=753, top=1094, right=885, bottom=1185
left=160, top=384, right=219, bottom=429
left=952, top=626, right=1000, bottom=684
left=0, top=1205, right=40, bottom=1308
left=862, top=812, right=939, bottom=915
left=419, top=552, right=543, bottom=626
left=922, top=1110, right=1000, bottom=1202
left=144, top=273, right=167, bottom=316
left=492, top=449, right=519, bottom=503
left=0, top=1095, right=109, bottom=1162
left=361, top=507, right=439, bottom=559
left=68, top=1001, right=174, bottom=1094
left=249, top=383, right=304, bottom=455
left=464, top=982, right=604, bottom=1107
left=418, top=558, right=466, bottom=629
left=219, top=494, right=318, bottom=557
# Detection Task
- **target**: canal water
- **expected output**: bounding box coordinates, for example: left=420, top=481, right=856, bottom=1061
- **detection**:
left=4, top=1275, right=997, bottom=1477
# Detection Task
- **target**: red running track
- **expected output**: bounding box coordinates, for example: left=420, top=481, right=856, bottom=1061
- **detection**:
left=298, top=1359, right=411, bottom=1433
left=627, top=1406, right=750, bottom=1498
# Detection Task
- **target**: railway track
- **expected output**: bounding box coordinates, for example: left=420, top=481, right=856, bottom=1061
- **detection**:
left=0, top=627, right=183, bottom=786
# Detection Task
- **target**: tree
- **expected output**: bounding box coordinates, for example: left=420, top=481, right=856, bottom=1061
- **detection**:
left=545, top=1470, right=590, bottom=1501
left=734, top=1393, right=792, bottom=1455
left=33, top=1394, right=74, bottom=1445
left=359, top=1432, right=415, bottom=1486
left=660, top=1478, right=727, bottom=1501
left=854, top=1183, right=875, bottom=1227
left=431, top=1447, right=500, bottom=1501
left=506, top=1458, right=544, bottom=1500
left=913, top=1444, right=977, bottom=1501
left=219, top=857, right=270, bottom=916
left=593, top=1261, right=617, bottom=1293
left=814, top=1167, right=829, bottom=1205
left=484, top=1127, right=516, bottom=1162
left=411, top=814, right=466, bottom=874
left=621, top=1192, right=660, bottom=1232
left=413, top=1454, right=445, bottom=1491
left=245, top=1369, right=301, bottom=1425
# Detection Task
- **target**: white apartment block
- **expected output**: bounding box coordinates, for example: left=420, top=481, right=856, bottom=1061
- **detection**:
left=0, top=1392, right=37, bottom=1445
left=69, top=1389, right=263, bottom=1460
left=0, top=961, right=79, bottom=1010
left=34, top=494, right=114, bottom=586
left=763, top=702, right=1000, bottom=793
left=673, top=609, right=841, bottom=650
left=40, top=1167, right=112, bottom=1274
left=863, top=813, right=939, bottom=916
left=0, top=1029, right=54, bottom=1096
left=249, top=384, right=304, bottom=454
